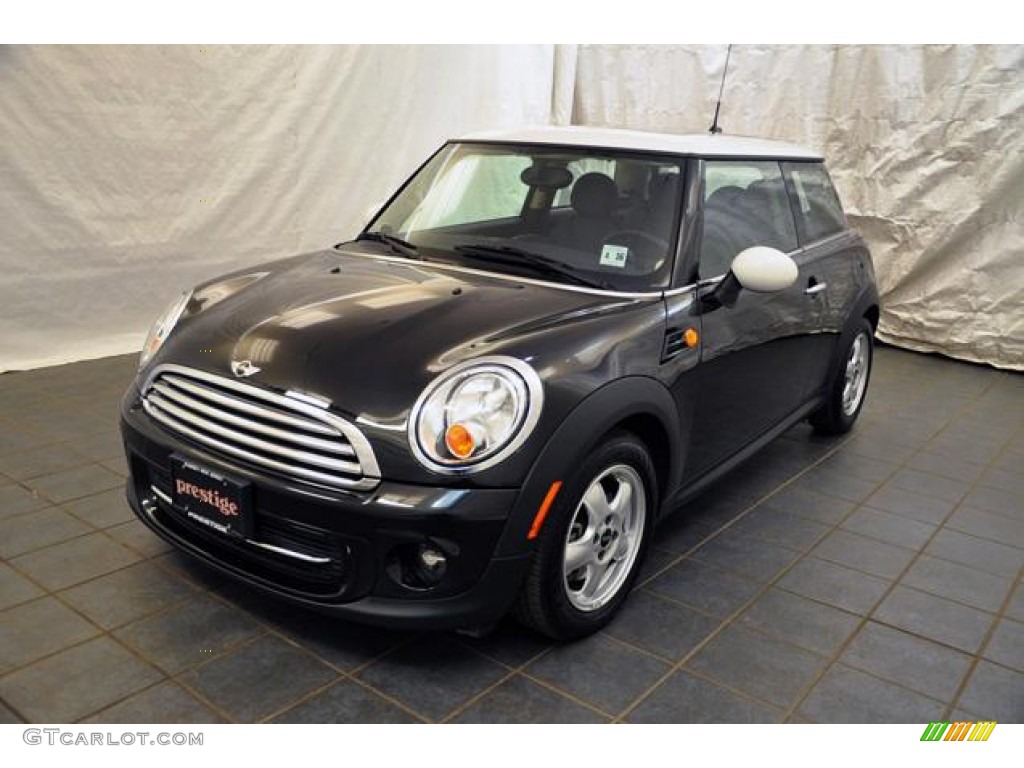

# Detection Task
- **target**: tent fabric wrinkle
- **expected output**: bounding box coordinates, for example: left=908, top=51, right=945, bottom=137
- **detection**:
left=0, top=44, right=1019, bottom=372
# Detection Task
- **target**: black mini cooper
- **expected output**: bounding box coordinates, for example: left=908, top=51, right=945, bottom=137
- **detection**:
left=121, top=127, right=879, bottom=640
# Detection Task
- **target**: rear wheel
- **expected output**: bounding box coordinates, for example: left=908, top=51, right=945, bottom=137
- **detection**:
left=810, top=318, right=873, bottom=434
left=513, top=432, right=655, bottom=640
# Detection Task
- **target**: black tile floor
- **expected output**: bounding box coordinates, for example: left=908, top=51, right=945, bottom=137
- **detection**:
left=0, top=347, right=1021, bottom=723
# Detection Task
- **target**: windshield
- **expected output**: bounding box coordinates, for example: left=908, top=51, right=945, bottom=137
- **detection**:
left=367, top=142, right=684, bottom=292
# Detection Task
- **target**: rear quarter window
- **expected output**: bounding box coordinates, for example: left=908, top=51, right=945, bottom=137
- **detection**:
left=782, top=162, right=848, bottom=244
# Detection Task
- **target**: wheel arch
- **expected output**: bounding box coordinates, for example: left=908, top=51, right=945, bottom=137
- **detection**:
left=616, top=412, right=673, bottom=505
left=493, top=376, right=683, bottom=558
left=863, top=303, right=880, bottom=333
left=827, top=284, right=880, bottom=376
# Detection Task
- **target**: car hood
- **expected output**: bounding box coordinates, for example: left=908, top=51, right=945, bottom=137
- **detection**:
left=156, top=247, right=638, bottom=424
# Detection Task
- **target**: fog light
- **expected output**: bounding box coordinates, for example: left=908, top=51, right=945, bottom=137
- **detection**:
left=385, top=540, right=450, bottom=591
left=418, top=544, right=447, bottom=573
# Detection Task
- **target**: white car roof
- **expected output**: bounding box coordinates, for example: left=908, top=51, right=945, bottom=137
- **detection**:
left=458, top=126, right=822, bottom=161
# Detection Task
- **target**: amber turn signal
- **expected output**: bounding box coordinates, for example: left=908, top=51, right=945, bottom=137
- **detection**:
left=684, top=327, right=699, bottom=348
left=444, top=423, right=476, bottom=458
left=527, top=481, right=563, bottom=540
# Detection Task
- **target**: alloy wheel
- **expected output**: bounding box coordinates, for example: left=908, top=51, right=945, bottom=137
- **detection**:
left=842, top=331, right=871, bottom=416
left=562, top=464, right=647, bottom=612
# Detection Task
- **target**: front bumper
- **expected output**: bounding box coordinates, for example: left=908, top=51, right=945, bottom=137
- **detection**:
left=121, top=397, right=531, bottom=630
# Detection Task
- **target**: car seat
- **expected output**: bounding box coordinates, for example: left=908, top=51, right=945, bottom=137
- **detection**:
left=554, top=172, right=619, bottom=253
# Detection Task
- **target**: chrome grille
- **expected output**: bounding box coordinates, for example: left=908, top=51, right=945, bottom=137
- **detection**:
left=141, top=365, right=380, bottom=491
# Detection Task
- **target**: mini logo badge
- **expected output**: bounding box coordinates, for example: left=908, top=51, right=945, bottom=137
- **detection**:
left=231, top=360, right=261, bottom=378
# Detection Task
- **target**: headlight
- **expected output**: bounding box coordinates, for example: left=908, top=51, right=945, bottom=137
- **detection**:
left=409, top=356, right=544, bottom=473
left=139, top=290, right=192, bottom=370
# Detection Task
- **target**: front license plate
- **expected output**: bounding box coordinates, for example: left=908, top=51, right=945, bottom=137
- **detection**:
left=170, top=456, right=253, bottom=540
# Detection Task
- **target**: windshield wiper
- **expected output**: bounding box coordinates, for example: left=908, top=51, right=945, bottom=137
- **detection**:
left=453, top=244, right=609, bottom=289
left=353, top=231, right=421, bottom=259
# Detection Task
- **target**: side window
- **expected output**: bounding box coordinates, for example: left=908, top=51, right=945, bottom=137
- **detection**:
left=782, top=162, right=847, bottom=243
left=700, top=160, right=797, bottom=279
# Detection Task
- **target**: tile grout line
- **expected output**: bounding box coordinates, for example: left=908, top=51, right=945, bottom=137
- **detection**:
left=826, top=510, right=1024, bottom=580
left=600, top=429, right=886, bottom=721
left=597, top=628, right=795, bottom=719
left=87, top=357, right=1000, bottom=723
left=942, top=562, right=1024, bottom=719
left=437, top=642, right=553, bottom=724
left=3, top=539, right=269, bottom=723
left=82, top=593, right=417, bottom=726
left=186, top=583, right=427, bottom=723
left=0, top=693, right=29, bottom=724
left=209, top=580, right=434, bottom=722
left=2, top=349, right=1019, bottom=723
left=642, top=534, right=1023, bottom=682
left=610, top=445, right=875, bottom=723
left=938, top=408, right=1024, bottom=718
left=781, top=380, right=1023, bottom=723
left=163, top=631, right=275, bottom=724
left=635, top=432, right=858, bottom=591
left=334, top=675, right=431, bottom=724
left=252, top=630, right=426, bottom=723
left=614, top=371, right=1005, bottom=723
left=0, top=369, right=842, bottom=721
left=2, top=505, right=144, bottom=563
left=511, top=668, right=620, bottom=721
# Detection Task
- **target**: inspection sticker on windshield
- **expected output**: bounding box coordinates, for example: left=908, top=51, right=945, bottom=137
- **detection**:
left=600, top=244, right=629, bottom=268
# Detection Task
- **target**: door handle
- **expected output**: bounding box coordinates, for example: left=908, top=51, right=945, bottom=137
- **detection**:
left=805, top=282, right=827, bottom=296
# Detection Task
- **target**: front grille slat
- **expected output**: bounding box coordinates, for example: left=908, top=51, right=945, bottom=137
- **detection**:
left=152, top=380, right=352, bottom=454
left=142, top=399, right=364, bottom=487
left=141, top=365, right=380, bottom=492
left=146, top=394, right=361, bottom=473
left=161, top=374, right=337, bottom=436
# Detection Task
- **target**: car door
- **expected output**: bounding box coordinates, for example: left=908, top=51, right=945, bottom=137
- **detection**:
left=781, top=161, right=862, bottom=393
left=665, top=159, right=823, bottom=482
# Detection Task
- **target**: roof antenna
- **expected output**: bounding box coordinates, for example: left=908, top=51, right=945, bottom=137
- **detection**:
left=708, top=44, right=733, bottom=135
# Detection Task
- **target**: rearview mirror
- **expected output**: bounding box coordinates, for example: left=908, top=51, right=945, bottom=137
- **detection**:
left=520, top=165, right=574, bottom=189
left=702, top=247, right=798, bottom=312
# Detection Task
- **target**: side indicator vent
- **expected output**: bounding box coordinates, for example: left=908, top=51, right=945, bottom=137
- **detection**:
left=662, top=327, right=699, bottom=362
left=663, top=328, right=686, bottom=360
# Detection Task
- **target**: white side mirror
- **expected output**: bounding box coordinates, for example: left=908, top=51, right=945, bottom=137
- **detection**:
left=730, top=246, right=798, bottom=293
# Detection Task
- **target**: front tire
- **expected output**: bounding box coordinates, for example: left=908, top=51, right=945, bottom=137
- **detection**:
left=513, top=431, right=656, bottom=640
left=810, top=318, right=874, bottom=435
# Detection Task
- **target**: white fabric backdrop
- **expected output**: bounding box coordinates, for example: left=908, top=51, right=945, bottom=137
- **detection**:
left=2, top=45, right=1021, bottom=372
left=567, top=44, right=1024, bottom=370
left=0, top=45, right=557, bottom=371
